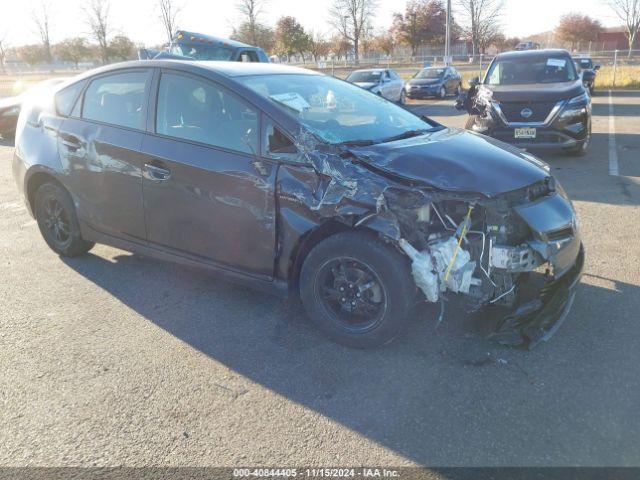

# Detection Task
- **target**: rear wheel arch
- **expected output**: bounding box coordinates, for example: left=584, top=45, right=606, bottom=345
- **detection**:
left=26, top=171, right=66, bottom=215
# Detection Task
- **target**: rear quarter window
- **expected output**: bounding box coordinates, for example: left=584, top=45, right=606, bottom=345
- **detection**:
left=55, top=80, right=87, bottom=117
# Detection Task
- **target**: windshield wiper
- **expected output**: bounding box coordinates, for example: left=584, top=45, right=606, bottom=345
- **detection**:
left=378, top=128, right=432, bottom=144
left=336, top=139, right=377, bottom=147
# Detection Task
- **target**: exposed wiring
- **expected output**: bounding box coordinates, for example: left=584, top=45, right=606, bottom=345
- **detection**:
left=444, top=204, right=474, bottom=283
left=489, top=284, right=516, bottom=304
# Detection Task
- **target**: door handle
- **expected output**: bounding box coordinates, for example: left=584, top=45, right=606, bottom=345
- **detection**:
left=144, top=163, right=171, bottom=181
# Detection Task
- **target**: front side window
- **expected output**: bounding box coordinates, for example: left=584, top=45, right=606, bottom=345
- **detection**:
left=238, top=74, right=438, bottom=145
left=156, top=72, right=258, bottom=154
left=240, top=51, right=258, bottom=62
left=262, top=116, right=298, bottom=161
left=82, top=71, right=148, bottom=129
left=485, top=56, right=577, bottom=85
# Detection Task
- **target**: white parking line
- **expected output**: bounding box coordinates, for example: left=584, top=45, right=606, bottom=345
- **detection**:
left=608, top=90, right=619, bottom=176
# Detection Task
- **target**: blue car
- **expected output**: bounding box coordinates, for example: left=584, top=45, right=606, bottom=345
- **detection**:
left=139, top=30, right=269, bottom=63
left=405, top=66, right=462, bottom=100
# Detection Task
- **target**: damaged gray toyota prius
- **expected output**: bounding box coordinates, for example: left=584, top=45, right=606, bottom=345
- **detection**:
left=13, top=60, right=584, bottom=349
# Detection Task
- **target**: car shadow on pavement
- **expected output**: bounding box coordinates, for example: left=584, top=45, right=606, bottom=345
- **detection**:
left=61, top=250, right=640, bottom=465
left=591, top=90, right=640, bottom=117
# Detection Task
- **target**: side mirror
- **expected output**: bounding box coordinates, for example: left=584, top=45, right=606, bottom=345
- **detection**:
left=469, top=76, right=480, bottom=86
left=594, top=65, right=601, bottom=71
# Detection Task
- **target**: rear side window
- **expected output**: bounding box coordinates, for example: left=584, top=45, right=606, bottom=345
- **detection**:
left=156, top=72, right=258, bottom=154
left=239, top=51, right=258, bottom=62
left=82, top=71, right=148, bottom=129
left=55, top=80, right=87, bottom=117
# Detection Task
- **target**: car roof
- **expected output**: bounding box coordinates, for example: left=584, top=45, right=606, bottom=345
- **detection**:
left=496, top=48, right=571, bottom=60
left=173, top=30, right=256, bottom=50
left=72, top=60, right=321, bottom=80
left=350, top=68, right=386, bottom=73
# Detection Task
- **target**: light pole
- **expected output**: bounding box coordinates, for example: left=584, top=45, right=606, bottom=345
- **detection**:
left=411, top=12, right=417, bottom=60
left=445, top=0, right=451, bottom=65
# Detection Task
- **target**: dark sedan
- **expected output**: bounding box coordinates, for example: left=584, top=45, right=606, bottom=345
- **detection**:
left=13, top=60, right=583, bottom=349
left=405, top=66, right=462, bottom=100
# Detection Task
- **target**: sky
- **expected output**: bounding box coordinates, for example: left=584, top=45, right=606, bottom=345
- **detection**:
left=0, top=0, right=623, bottom=48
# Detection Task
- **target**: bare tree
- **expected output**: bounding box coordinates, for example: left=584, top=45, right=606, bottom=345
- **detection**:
left=157, top=0, right=182, bottom=45
left=0, top=34, right=8, bottom=74
left=32, top=1, right=53, bottom=63
left=85, top=0, right=111, bottom=64
left=329, top=0, right=378, bottom=64
left=456, top=0, right=504, bottom=55
left=307, top=32, right=330, bottom=62
left=610, top=0, right=640, bottom=56
left=236, top=0, right=267, bottom=45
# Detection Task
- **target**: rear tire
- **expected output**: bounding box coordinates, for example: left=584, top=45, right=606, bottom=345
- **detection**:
left=299, top=231, right=415, bottom=348
left=34, top=182, right=94, bottom=257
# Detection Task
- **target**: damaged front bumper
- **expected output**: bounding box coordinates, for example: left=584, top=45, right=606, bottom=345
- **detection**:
left=492, top=243, right=584, bottom=349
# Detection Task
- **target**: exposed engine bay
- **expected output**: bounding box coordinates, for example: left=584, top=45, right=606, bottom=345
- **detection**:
left=383, top=182, right=583, bottom=348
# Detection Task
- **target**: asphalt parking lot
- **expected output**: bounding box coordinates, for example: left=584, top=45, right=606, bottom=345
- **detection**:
left=1, top=90, right=639, bottom=467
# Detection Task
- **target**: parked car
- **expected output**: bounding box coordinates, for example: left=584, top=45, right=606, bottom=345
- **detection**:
left=13, top=60, right=583, bottom=349
left=0, top=78, right=67, bottom=139
left=138, top=30, right=269, bottom=62
left=405, top=66, right=462, bottom=99
left=515, top=41, right=541, bottom=51
left=457, top=49, right=592, bottom=155
left=573, top=56, right=600, bottom=95
left=345, top=68, right=406, bottom=103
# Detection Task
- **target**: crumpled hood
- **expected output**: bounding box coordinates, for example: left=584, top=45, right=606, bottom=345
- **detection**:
left=353, top=82, right=378, bottom=90
left=350, top=128, right=550, bottom=197
left=408, top=78, right=442, bottom=86
left=482, top=80, right=584, bottom=103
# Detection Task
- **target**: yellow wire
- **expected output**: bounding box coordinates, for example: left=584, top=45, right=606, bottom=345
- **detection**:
left=444, top=205, right=474, bottom=283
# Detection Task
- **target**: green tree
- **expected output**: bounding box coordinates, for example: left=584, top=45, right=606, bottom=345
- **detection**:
left=17, top=44, right=46, bottom=66
left=55, top=37, right=90, bottom=69
left=392, top=0, right=455, bottom=56
left=230, top=21, right=275, bottom=53
left=108, top=35, right=136, bottom=61
left=556, top=13, right=603, bottom=51
left=275, top=16, right=309, bottom=62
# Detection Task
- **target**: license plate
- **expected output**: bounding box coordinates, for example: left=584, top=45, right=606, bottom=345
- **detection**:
left=514, top=127, right=537, bottom=139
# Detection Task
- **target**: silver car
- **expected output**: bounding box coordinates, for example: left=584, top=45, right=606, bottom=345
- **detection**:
left=345, top=68, right=406, bottom=104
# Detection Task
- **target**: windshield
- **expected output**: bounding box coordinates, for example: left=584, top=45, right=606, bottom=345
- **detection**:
left=346, top=71, right=383, bottom=83
left=485, top=56, right=578, bottom=85
left=415, top=68, right=445, bottom=79
left=238, top=74, right=438, bottom=145
left=170, top=43, right=235, bottom=61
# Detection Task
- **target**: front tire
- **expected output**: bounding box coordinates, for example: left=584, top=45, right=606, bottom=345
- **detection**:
left=398, top=89, right=406, bottom=105
left=438, top=86, right=446, bottom=99
left=299, top=232, right=415, bottom=348
left=34, top=182, right=94, bottom=257
left=567, top=122, right=591, bottom=157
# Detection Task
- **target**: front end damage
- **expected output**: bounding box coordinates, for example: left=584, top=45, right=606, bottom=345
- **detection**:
left=284, top=129, right=584, bottom=348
